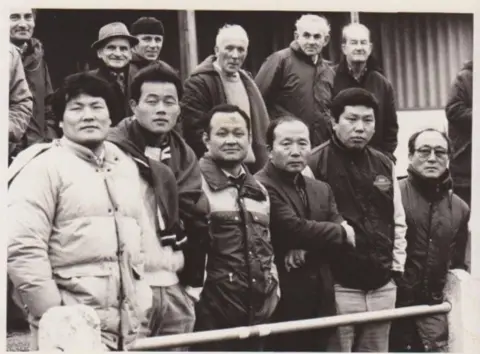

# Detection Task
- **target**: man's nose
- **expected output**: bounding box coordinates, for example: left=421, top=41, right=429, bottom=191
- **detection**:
left=81, top=107, right=95, bottom=119
left=427, top=150, right=437, bottom=162
left=231, top=49, right=240, bottom=58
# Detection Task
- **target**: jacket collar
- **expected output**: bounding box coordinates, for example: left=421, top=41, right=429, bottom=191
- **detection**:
left=330, top=132, right=369, bottom=160
left=407, top=165, right=453, bottom=202
left=199, top=156, right=266, bottom=201
left=58, top=136, right=109, bottom=166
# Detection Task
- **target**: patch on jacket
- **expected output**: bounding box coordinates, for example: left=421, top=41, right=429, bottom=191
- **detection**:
left=373, top=175, right=392, bottom=191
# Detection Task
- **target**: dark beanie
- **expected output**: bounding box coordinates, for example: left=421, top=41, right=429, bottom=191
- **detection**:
left=131, top=17, right=165, bottom=36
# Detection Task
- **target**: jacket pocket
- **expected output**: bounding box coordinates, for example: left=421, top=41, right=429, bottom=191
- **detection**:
left=54, top=267, right=113, bottom=309
left=130, top=263, right=153, bottom=321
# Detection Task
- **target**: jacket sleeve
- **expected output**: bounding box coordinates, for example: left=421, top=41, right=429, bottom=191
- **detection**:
left=264, top=182, right=346, bottom=250
left=327, top=183, right=344, bottom=224
left=445, top=70, right=472, bottom=131
left=382, top=83, right=399, bottom=158
left=177, top=147, right=210, bottom=288
left=180, top=76, right=212, bottom=158
left=391, top=167, right=407, bottom=273
left=9, top=46, right=33, bottom=143
left=254, top=53, right=291, bottom=118
left=451, top=208, right=470, bottom=272
left=7, top=155, right=62, bottom=318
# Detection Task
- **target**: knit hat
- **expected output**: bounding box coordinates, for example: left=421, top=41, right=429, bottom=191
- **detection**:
left=130, top=17, right=165, bottom=36
left=91, top=22, right=139, bottom=50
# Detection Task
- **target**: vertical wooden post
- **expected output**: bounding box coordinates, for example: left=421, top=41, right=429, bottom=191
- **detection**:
left=350, top=12, right=360, bottom=23
left=178, top=10, right=198, bottom=82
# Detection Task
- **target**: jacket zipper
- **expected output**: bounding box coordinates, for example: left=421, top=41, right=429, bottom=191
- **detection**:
left=422, top=202, right=434, bottom=300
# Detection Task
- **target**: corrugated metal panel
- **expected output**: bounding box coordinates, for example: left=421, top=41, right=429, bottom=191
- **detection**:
left=378, top=13, right=473, bottom=110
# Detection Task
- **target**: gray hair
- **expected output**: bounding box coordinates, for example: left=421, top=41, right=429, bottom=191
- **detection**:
left=215, top=24, right=249, bottom=47
left=295, top=14, right=331, bottom=35
left=342, top=23, right=371, bottom=43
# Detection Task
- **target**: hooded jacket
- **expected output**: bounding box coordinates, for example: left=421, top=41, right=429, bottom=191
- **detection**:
left=180, top=55, right=269, bottom=173
left=445, top=60, right=472, bottom=187
left=333, top=56, right=399, bottom=159
left=255, top=41, right=336, bottom=147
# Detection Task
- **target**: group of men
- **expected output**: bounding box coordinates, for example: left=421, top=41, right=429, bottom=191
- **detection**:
left=7, top=9, right=471, bottom=353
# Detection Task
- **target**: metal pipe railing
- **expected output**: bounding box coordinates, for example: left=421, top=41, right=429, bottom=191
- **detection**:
left=129, top=302, right=451, bottom=350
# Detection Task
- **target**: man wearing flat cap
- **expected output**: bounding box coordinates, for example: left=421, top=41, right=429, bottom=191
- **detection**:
left=89, top=22, right=138, bottom=126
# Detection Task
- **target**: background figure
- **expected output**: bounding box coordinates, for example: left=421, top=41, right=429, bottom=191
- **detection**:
left=9, top=43, right=33, bottom=163
left=255, top=14, right=335, bottom=147
left=10, top=9, right=55, bottom=153
left=333, top=23, right=398, bottom=161
left=256, top=117, right=356, bottom=351
left=180, top=24, right=269, bottom=173
left=445, top=60, right=472, bottom=207
left=389, top=129, right=470, bottom=352
left=88, top=22, right=138, bottom=125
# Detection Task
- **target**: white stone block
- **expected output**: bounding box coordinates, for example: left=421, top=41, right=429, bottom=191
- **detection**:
left=38, top=304, right=105, bottom=351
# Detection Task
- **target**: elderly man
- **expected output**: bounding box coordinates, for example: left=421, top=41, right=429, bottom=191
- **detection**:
left=89, top=22, right=139, bottom=126
left=181, top=24, right=269, bottom=173
left=256, top=116, right=356, bottom=351
left=333, top=23, right=399, bottom=161
left=308, top=88, right=407, bottom=352
left=389, top=128, right=469, bottom=352
left=108, top=63, right=209, bottom=347
left=10, top=9, right=55, bottom=153
left=8, top=73, right=153, bottom=351
left=255, top=14, right=335, bottom=147
left=193, top=104, right=279, bottom=351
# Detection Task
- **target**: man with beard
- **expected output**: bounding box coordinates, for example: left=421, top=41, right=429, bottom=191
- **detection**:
left=181, top=24, right=269, bottom=173
left=256, top=116, right=356, bottom=351
left=389, top=129, right=469, bottom=352
left=333, top=23, right=399, bottom=161
left=89, top=22, right=138, bottom=126
left=255, top=14, right=335, bottom=147
left=308, top=88, right=407, bottom=352
left=9, top=9, right=55, bottom=152
left=129, top=17, right=178, bottom=80
left=193, top=104, right=279, bottom=351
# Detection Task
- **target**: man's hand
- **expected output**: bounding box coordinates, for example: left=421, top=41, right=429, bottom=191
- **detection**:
left=341, top=221, right=356, bottom=247
left=284, top=249, right=307, bottom=272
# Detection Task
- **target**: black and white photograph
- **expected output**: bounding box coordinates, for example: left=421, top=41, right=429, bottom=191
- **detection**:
left=5, top=1, right=479, bottom=352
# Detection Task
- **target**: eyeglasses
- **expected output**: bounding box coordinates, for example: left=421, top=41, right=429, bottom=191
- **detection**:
left=414, top=147, right=448, bottom=159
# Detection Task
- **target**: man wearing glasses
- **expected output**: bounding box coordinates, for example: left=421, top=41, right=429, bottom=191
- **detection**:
left=389, top=128, right=470, bottom=352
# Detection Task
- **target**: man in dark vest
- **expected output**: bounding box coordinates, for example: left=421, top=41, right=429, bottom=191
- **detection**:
left=308, top=88, right=407, bottom=352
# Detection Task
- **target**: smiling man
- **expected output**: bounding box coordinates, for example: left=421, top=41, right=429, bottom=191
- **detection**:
left=255, top=14, right=335, bottom=147
left=89, top=22, right=139, bottom=126
left=7, top=73, right=153, bottom=350
left=389, top=128, right=470, bottom=352
left=107, top=63, right=209, bottom=347
left=181, top=24, right=269, bottom=173
left=193, top=104, right=279, bottom=351
left=333, top=23, right=399, bottom=161
left=308, top=88, right=407, bottom=352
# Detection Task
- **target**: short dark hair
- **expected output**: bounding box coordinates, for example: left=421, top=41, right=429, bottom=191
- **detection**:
left=51, top=72, right=117, bottom=122
left=330, top=88, right=379, bottom=122
left=266, top=116, right=309, bottom=148
left=408, top=128, right=451, bottom=155
left=205, top=104, right=251, bottom=136
left=130, top=62, right=183, bottom=102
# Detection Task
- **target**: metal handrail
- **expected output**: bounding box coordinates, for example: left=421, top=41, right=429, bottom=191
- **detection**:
left=129, top=301, right=451, bottom=350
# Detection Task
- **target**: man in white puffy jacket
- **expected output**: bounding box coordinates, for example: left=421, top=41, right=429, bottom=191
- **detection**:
left=8, top=72, right=152, bottom=351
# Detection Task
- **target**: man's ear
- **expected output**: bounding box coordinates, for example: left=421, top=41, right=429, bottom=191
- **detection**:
left=96, top=49, right=103, bottom=59
left=323, top=34, right=330, bottom=46
left=294, top=31, right=299, bottom=40
left=202, top=131, right=209, bottom=147
left=129, top=99, right=137, bottom=113
left=214, top=45, right=219, bottom=57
